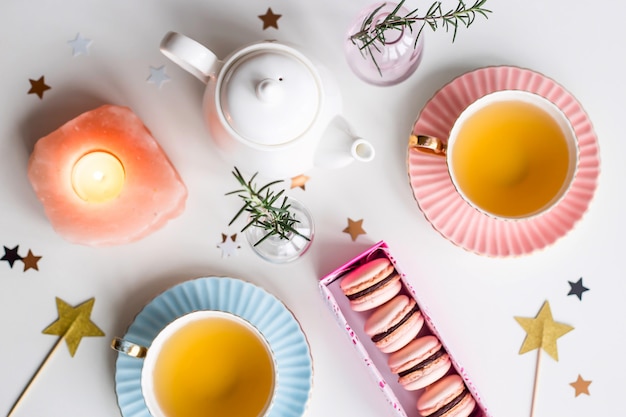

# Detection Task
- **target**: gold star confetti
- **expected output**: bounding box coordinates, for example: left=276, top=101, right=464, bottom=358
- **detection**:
left=570, top=374, right=591, bottom=397
left=343, top=218, right=366, bottom=241
left=515, top=301, right=573, bottom=361
left=7, top=297, right=104, bottom=417
left=291, top=174, right=310, bottom=190
left=22, top=249, right=42, bottom=271
left=42, top=297, right=105, bottom=356
left=28, top=76, right=51, bottom=99
left=259, top=7, right=281, bottom=30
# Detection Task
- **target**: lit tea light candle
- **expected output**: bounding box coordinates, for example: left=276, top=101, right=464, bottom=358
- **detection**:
left=28, top=105, right=187, bottom=246
left=71, top=151, right=126, bottom=203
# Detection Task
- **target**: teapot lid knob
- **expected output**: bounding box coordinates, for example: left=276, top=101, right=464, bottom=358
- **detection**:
left=256, top=78, right=285, bottom=104
left=219, top=46, right=320, bottom=146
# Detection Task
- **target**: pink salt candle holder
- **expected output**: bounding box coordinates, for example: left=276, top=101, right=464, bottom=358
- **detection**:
left=27, top=105, right=188, bottom=246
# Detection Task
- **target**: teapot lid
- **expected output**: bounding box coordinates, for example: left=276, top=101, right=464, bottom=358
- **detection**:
left=219, top=46, right=320, bottom=146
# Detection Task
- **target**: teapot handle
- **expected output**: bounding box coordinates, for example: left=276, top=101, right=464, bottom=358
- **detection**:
left=160, top=31, right=219, bottom=84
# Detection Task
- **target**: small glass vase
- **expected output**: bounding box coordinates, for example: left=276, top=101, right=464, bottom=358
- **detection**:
left=244, top=198, right=314, bottom=264
left=344, top=2, right=425, bottom=86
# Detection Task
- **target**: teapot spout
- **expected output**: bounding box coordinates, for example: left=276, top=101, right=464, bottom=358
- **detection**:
left=350, top=138, right=376, bottom=163
left=314, top=115, right=375, bottom=169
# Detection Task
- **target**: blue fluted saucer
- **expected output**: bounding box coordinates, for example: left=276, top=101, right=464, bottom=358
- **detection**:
left=114, top=276, right=313, bottom=417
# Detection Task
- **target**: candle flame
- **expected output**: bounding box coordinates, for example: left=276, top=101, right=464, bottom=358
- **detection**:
left=71, top=151, right=125, bottom=203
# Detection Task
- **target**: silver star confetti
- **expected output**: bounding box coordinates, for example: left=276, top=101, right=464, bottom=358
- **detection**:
left=147, top=65, right=171, bottom=88
left=217, top=234, right=241, bottom=258
left=67, top=33, right=92, bottom=56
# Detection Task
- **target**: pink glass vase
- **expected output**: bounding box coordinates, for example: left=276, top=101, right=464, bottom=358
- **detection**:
left=344, top=2, right=425, bottom=86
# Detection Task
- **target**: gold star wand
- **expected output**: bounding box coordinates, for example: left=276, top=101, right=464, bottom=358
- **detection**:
left=515, top=300, right=573, bottom=417
left=7, top=297, right=105, bottom=417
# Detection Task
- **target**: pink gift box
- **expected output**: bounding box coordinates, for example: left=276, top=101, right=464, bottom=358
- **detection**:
left=319, top=241, right=491, bottom=417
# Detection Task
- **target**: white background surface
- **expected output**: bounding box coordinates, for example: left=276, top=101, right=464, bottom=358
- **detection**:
left=0, top=1, right=623, bottom=416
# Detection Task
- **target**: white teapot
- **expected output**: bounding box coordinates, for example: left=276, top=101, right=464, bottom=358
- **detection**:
left=160, top=31, right=375, bottom=179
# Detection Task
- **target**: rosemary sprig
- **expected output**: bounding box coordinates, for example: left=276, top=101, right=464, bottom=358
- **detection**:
left=226, top=167, right=310, bottom=246
left=350, top=0, right=492, bottom=76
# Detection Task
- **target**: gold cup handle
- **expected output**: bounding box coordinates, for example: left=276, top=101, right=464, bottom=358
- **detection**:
left=408, top=134, right=447, bottom=156
left=111, top=337, right=148, bottom=359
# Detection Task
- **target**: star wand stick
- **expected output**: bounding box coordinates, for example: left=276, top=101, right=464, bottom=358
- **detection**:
left=7, top=297, right=104, bottom=417
left=6, top=337, right=65, bottom=417
left=514, top=300, right=573, bottom=417
left=528, top=345, right=542, bottom=417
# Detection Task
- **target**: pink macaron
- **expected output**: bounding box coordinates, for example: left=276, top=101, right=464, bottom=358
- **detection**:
left=388, top=335, right=452, bottom=391
left=364, top=294, right=424, bottom=353
left=339, top=257, right=402, bottom=312
left=416, top=374, right=476, bottom=417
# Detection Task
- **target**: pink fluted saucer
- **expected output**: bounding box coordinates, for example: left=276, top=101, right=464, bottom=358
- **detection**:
left=407, top=66, right=600, bottom=257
